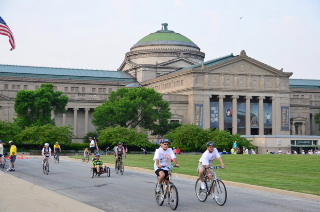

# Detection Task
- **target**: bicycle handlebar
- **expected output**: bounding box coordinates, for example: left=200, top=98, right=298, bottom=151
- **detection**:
left=206, top=166, right=223, bottom=169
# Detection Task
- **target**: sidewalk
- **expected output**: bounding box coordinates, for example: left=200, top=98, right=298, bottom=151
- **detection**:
left=0, top=171, right=105, bottom=212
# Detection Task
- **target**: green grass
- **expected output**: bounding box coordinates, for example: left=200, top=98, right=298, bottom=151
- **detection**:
left=72, top=154, right=320, bottom=196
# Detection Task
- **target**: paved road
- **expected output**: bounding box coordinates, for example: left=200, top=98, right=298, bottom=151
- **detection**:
left=6, top=156, right=320, bottom=212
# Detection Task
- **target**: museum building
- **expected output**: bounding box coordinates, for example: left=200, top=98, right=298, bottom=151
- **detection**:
left=1, top=24, right=319, bottom=153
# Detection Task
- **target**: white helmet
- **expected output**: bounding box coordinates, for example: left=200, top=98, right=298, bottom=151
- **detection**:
left=44, top=143, right=49, bottom=146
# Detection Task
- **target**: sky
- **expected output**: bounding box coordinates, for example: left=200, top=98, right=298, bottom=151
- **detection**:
left=0, top=0, right=319, bottom=79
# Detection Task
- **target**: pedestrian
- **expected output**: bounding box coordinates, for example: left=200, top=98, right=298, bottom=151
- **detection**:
left=0, top=140, right=4, bottom=165
left=9, top=141, right=17, bottom=171
left=197, top=141, right=225, bottom=190
left=175, top=147, right=181, bottom=155
left=89, top=137, right=96, bottom=159
left=278, top=149, right=282, bottom=154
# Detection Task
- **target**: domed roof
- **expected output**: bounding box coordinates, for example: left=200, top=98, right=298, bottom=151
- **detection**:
left=131, top=23, right=199, bottom=49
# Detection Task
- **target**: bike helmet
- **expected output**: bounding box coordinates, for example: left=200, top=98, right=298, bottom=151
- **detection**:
left=44, top=143, right=49, bottom=146
left=207, top=141, right=215, bottom=146
left=118, top=142, right=123, bottom=145
left=0, top=140, right=2, bottom=143
left=160, top=139, right=170, bottom=144
left=56, top=142, right=59, bottom=144
left=95, top=153, right=100, bottom=157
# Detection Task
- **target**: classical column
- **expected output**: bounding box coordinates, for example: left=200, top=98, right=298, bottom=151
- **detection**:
left=302, top=122, right=306, bottom=135
left=73, top=108, right=79, bottom=137
left=258, top=96, right=265, bottom=135
left=62, top=108, right=67, bottom=126
left=218, top=95, right=225, bottom=130
left=85, top=108, right=90, bottom=135
left=245, top=96, right=252, bottom=135
left=203, top=96, right=210, bottom=129
left=271, top=97, right=276, bottom=135
left=311, top=113, right=316, bottom=135
left=232, top=95, right=239, bottom=134
left=291, top=122, right=295, bottom=135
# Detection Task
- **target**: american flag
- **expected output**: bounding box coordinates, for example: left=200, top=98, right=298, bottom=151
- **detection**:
left=0, top=16, right=15, bottom=50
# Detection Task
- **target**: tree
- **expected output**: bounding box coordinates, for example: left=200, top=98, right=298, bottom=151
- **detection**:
left=98, top=126, right=152, bottom=148
left=165, top=124, right=209, bottom=151
left=14, top=83, right=68, bottom=129
left=92, top=87, right=172, bottom=132
left=315, top=111, right=320, bottom=130
left=15, top=124, right=73, bottom=145
left=0, top=121, right=22, bottom=143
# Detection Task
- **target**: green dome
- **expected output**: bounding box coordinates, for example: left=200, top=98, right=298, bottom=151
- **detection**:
left=132, top=23, right=199, bottom=49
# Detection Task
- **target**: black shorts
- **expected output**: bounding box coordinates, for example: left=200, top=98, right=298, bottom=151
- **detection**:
left=90, top=147, right=96, bottom=153
left=155, top=169, right=169, bottom=179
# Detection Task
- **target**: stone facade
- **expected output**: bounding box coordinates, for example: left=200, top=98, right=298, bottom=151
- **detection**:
left=0, top=24, right=319, bottom=151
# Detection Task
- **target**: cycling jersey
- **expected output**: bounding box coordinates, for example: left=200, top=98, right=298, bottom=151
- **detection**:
left=93, top=160, right=104, bottom=166
left=42, top=147, right=51, bottom=157
left=54, top=144, right=61, bottom=151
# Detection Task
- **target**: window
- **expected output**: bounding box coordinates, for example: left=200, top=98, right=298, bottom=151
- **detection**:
left=92, top=88, right=96, bottom=92
left=12, top=84, right=16, bottom=89
left=109, top=88, right=112, bottom=93
left=64, top=87, right=68, bottom=92
left=17, top=85, right=20, bottom=90
left=4, top=84, right=8, bottom=90
left=24, top=85, right=28, bottom=90
left=54, top=86, right=57, bottom=91
left=35, top=85, right=39, bottom=90
left=71, top=87, right=79, bottom=92
left=98, top=88, right=106, bottom=93
left=82, top=87, right=85, bottom=92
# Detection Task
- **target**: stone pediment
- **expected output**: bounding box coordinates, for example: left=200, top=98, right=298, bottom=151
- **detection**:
left=118, top=59, right=138, bottom=71
left=203, top=51, right=292, bottom=77
left=158, top=58, right=197, bottom=67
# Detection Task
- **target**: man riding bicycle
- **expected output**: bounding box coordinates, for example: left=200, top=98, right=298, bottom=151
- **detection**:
left=92, top=153, right=106, bottom=176
left=42, top=143, right=52, bottom=171
left=153, top=139, right=180, bottom=192
left=198, top=141, right=225, bottom=190
left=115, top=142, right=126, bottom=163
left=53, top=142, right=61, bottom=155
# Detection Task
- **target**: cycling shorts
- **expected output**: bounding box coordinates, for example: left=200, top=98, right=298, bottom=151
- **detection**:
left=155, top=169, right=169, bottom=179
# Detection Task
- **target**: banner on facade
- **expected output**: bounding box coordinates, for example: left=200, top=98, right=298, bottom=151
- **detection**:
left=210, top=102, right=219, bottom=128
left=281, top=106, right=290, bottom=131
left=194, top=104, right=203, bottom=128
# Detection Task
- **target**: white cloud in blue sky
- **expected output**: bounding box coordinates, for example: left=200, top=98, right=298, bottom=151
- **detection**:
left=0, top=0, right=319, bottom=79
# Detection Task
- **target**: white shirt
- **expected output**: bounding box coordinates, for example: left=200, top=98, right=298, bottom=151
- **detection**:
left=0, top=143, right=3, bottom=155
left=90, top=139, right=95, bottom=147
left=199, top=148, right=221, bottom=166
left=42, top=147, right=51, bottom=156
left=153, top=147, right=176, bottom=171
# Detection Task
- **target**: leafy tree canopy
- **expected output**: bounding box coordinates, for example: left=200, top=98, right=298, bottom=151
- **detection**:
left=98, top=126, right=151, bottom=148
left=14, top=83, right=68, bottom=129
left=15, top=124, right=73, bottom=145
left=92, top=87, right=172, bottom=132
left=0, top=121, right=22, bottom=143
left=315, top=111, right=320, bottom=130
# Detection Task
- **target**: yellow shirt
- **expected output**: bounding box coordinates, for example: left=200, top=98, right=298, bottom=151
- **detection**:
left=10, top=145, right=17, bottom=156
left=54, top=144, right=61, bottom=149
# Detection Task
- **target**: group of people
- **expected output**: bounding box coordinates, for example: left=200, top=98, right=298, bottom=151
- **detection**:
left=0, top=140, right=17, bottom=171
left=153, top=139, right=225, bottom=192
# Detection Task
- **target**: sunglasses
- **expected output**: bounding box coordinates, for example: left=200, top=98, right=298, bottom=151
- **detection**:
left=162, top=143, right=169, bottom=146
left=208, top=146, right=214, bottom=148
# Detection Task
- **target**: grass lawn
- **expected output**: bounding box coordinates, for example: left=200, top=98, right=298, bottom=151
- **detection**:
left=72, top=153, right=320, bottom=196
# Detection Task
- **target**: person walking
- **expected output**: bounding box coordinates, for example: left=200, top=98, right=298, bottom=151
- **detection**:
left=9, top=141, right=17, bottom=171
left=197, top=141, right=225, bottom=190
left=89, top=137, right=96, bottom=159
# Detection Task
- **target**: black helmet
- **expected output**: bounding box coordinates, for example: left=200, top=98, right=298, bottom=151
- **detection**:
left=207, top=141, right=215, bottom=146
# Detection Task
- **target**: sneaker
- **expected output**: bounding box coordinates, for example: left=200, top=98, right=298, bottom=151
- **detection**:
left=200, top=182, right=206, bottom=190
left=156, top=184, right=161, bottom=192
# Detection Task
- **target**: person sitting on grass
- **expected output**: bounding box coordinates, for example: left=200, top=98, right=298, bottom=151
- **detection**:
left=92, top=153, right=106, bottom=176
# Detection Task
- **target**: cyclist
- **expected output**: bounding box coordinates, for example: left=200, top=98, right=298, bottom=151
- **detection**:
left=92, top=153, right=106, bottom=176
left=9, top=141, right=17, bottom=171
left=53, top=142, right=61, bottom=159
left=42, top=143, right=52, bottom=171
left=115, top=142, right=126, bottom=163
left=198, top=141, right=225, bottom=190
left=153, top=139, right=180, bottom=192
left=84, top=147, right=90, bottom=157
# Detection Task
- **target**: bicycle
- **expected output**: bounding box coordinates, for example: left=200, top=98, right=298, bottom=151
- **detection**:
left=195, top=166, right=227, bottom=206
left=90, top=166, right=111, bottom=178
left=42, top=158, right=50, bottom=175
left=115, top=155, right=124, bottom=175
left=54, top=152, right=59, bottom=163
left=155, top=166, right=179, bottom=210
left=1, top=153, right=12, bottom=172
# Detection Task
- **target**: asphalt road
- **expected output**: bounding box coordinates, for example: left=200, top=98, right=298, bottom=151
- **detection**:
left=8, top=157, right=320, bottom=212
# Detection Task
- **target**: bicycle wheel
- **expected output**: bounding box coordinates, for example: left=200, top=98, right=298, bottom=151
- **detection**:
left=115, top=161, right=119, bottom=174
left=91, top=168, right=95, bottom=178
left=195, top=178, right=208, bottom=202
left=120, top=162, right=124, bottom=175
left=54, top=154, right=58, bottom=163
left=212, top=180, right=227, bottom=206
left=155, top=184, right=164, bottom=206
left=57, top=154, right=59, bottom=163
left=168, top=184, right=179, bottom=210
left=43, top=161, right=49, bottom=175
left=86, top=155, right=89, bottom=163
left=106, top=167, right=110, bottom=177
left=2, top=159, right=12, bottom=172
